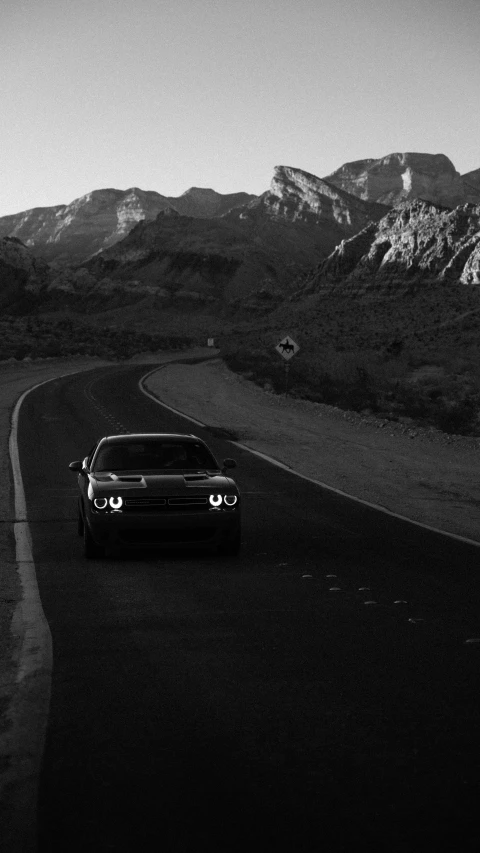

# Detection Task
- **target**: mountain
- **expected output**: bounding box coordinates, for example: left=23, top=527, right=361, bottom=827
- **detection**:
left=231, top=165, right=387, bottom=235
left=75, top=167, right=387, bottom=312
left=299, top=199, right=480, bottom=297
left=8, top=163, right=479, bottom=318
left=0, top=166, right=388, bottom=315
left=324, top=152, right=480, bottom=209
left=79, top=205, right=324, bottom=312
left=0, top=186, right=257, bottom=265
left=2, top=153, right=478, bottom=269
left=169, top=187, right=254, bottom=218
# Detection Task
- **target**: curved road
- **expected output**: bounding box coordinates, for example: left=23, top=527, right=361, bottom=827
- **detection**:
left=19, top=364, right=480, bottom=852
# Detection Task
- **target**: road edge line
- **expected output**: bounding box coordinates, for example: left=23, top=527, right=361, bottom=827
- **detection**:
left=4, top=368, right=103, bottom=852
left=139, top=366, right=208, bottom=428
left=139, top=367, right=480, bottom=550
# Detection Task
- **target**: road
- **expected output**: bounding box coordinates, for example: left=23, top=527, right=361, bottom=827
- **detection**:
left=18, top=364, right=480, bottom=852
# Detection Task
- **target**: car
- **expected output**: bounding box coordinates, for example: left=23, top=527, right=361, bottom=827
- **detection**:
left=69, top=433, right=241, bottom=558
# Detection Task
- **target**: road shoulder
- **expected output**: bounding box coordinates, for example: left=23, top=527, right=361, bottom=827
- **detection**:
left=144, top=358, right=480, bottom=544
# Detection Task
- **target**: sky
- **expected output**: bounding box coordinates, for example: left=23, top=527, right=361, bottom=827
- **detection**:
left=1, top=0, right=479, bottom=216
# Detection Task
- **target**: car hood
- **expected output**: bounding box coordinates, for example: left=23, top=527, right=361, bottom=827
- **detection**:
left=88, top=472, right=237, bottom=496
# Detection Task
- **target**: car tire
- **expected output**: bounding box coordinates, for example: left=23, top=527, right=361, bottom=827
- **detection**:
left=84, top=521, right=104, bottom=559
left=77, top=506, right=84, bottom=537
left=218, top=531, right=241, bottom=556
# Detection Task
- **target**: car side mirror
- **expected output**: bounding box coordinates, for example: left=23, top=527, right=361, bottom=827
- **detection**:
left=68, top=460, right=83, bottom=472
left=222, top=458, right=236, bottom=470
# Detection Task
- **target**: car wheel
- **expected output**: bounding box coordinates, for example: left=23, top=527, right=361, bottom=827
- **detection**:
left=218, top=531, right=241, bottom=556
left=84, top=521, right=104, bottom=559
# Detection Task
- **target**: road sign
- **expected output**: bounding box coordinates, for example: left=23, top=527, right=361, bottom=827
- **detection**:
left=275, top=336, right=300, bottom=361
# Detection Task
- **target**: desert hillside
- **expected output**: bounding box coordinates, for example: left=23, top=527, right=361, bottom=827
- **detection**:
left=79, top=167, right=386, bottom=312
left=0, top=186, right=256, bottom=265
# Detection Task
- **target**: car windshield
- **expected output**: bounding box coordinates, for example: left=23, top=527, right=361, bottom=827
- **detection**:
left=92, top=441, right=219, bottom=472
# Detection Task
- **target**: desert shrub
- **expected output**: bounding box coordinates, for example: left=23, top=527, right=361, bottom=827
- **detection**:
left=222, top=332, right=480, bottom=435
left=14, top=343, right=30, bottom=360
left=38, top=340, right=62, bottom=357
left=386, top=366, right=480, bottom=434
left=434, top=399, right=478, bottom=435
left=0, top=315, right=194, bottom=361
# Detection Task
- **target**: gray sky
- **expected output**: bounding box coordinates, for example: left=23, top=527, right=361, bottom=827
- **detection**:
left=1, top=0, right=479, bottom=216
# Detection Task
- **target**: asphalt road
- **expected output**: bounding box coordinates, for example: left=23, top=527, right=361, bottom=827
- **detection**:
left=19, top=364, right=480, bottom=853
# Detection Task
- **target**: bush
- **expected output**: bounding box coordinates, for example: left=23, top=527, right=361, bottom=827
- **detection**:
left=430, top=399, right=477, bottom=435
left=222, top=334, right=480, bottom=435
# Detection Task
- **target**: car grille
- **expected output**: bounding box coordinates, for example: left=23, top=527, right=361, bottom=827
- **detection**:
left=123, top=496, right=209, bottom=512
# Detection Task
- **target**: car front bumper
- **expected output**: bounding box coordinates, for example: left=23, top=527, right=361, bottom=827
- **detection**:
left=87, top=508, right=240, bottom=548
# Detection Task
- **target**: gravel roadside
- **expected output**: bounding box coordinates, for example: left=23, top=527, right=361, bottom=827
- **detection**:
left=144, top=358, right=480, bottom=544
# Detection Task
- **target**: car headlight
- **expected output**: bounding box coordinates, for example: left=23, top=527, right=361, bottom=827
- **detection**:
left=93, top=497, right=123, bottom=510
left=209, top=494, right=238, bottom=507
left=93, top=496, right=123, bottom=510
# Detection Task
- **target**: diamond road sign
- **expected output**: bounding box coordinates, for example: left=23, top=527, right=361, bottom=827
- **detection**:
left=275, top=336, right=300, bottom=361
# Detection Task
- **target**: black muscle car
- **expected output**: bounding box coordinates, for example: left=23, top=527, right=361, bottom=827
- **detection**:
left=69, top=433, right=241, bottom=558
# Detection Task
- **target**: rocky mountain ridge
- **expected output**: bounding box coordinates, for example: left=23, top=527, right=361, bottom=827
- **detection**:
left=2, top=157, right=480, bottom=317
left=0, top=186, right=256, bottom=265
left=231, top=165, right=387, bottom=234
left=324, top=152, right=480, bottom=209
left=300, top=200, right=480, bottom=297
left=0, top=166, right=387, bottom=314
left=1, top=151, right=478, bottom=269
left=76, top=166, right=387, bottom=311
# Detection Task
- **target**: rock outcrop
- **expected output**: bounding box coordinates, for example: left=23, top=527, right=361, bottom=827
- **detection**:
left=301, top=200, right=480, bottom=296
left=233, top=165, right=387, bottom=242
left=0, top=186, right=257, bottom=265
left=462, top=168, right=480, bottom=204
left=324, top=152, right=478, bottom=209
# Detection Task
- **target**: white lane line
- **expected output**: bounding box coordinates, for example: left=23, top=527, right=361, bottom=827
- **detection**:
left=5, top=368, right=95, bottom=844
left=138, top=368, right=480, bottom=549
left=9, top=377, right=71, bottom=671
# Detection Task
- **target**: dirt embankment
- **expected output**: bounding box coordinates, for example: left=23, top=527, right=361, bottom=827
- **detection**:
left=145, top=358, right=480, bottom=544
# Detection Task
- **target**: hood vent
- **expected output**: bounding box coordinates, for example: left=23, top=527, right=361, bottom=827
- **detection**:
left=183, top=473, right=210, bottom=482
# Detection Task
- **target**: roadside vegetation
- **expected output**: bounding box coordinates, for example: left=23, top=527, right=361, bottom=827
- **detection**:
left=221, top=286, right=480, bottom=436
left=3, top=281, right=480, bottom=436
left=0, top=316, right=193, bottom=361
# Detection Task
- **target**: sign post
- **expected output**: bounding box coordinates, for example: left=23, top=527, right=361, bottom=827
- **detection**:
left=275, top=335, right=300, bottom=396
